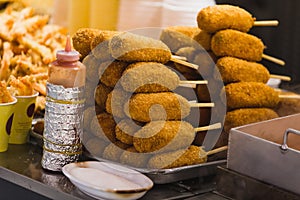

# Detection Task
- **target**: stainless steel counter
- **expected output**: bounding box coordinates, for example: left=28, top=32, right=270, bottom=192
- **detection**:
left=0, top=142, right=227, bottom=200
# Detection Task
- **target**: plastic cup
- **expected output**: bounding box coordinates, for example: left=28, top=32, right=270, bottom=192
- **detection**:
left=9, top=91, right=39, bottom=144
left=0, top=97, right=17, bottom=152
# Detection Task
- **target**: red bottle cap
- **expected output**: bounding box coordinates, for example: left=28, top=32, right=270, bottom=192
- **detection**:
left=56, top=35, right=80, bottom=62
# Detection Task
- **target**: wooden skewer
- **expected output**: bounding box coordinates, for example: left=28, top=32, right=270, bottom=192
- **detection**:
left=206, top=146, right=228, bottom=156
left=194, top=122, right=222, bottom=132
left=253, top=20, right=279, bottom=27
left=189, top=102, right=214, bottom=108
left=270, top=74, right=291, bottom=82
left=262, top=54, right=285, bottom=66
left=171, top=55, right=187, bottom=61
left=279, top=94, right=300, bottom=99
left=179, top=80, right=208, bottom=88
left=170, top=56, right=199, bottom=70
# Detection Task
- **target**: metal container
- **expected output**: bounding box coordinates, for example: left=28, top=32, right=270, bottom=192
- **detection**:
left=227, top=113, right=300, bottom=195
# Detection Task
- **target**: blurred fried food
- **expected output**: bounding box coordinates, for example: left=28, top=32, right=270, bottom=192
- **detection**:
left=0, top=6, right=67, bottom=112
left=0, top=81, right=14, bottom=103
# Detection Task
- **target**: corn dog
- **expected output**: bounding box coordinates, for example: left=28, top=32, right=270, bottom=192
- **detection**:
left=90, top=113, right=117, bottom=143
left=98, top=60, right=128, bottom=88
left=120, top=146, right=150, bottom=168
left=72, top=28, right=101, bottom=59
left=217, top=56, right=270, bottom=84
left=120, top=62, right=179, bottom=93
left=225, top=82, right=280, bottom=110
left=224, top=108, right=279, bottom=133
left=211, top=29, right=264, bottom=62
left=115, top=119, right=144, bottom=145
left=109, top=32, right=171, bottom=63
left=94, top=83, right=112, bottom=112
left=106, top=89, right=131, bottom=118
left=102, top=141, right=131, bottom=162
left=125, top=92, right=191, bottom=122
left=197, top=5, right=255, bottom=33
left=147, top=145, right=207, bottom=169
left=133, top=121, right=195, bottom=153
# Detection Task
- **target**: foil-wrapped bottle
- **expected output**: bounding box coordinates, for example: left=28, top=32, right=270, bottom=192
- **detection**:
left=41, top=36, right=86, bottom=171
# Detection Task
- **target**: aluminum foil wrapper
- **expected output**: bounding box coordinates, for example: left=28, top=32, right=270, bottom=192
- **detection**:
left=41, top=83, right=85, bottom=171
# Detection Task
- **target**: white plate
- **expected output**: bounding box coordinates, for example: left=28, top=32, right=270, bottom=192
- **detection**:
left=62, top=161, right=153, bottom=200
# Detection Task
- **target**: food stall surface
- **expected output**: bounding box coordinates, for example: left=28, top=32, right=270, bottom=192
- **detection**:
left=0, top=143, right=227, bottom=200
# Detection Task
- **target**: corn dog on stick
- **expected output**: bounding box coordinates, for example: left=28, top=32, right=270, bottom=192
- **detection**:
left=109, top=32, right=199, bottom=69
left=211, top=29, right=285, bottom=65
left=133, top=121, right=196, bottom=153
left=225, top=82, right=280, bottom=110
left=125, top=92, right=212, bottom=122
left=120, top=62, right=205, bottom=93
left=216, top=57, right=290, bottom=84
left=148, top=145, right=228, bottom=169
left=197, top=5, right=278, bottom=33
left=224, top=108, right=279, bottom=133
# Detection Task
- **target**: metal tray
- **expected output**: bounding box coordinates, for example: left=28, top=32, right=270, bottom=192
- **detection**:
left=90, top=154, right=226, bottom=184
left=227, top=113, right=300, bottom=195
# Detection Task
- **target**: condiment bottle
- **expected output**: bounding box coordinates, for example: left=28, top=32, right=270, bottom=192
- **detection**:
left=41, top=36, right=86, bottom=171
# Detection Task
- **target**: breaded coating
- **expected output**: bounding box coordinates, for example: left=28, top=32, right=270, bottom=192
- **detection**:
left=126, top=92, right=190, bottom=122
left=217, top=57, right=270, bottom=84
left=115, top=119, right=143, bottom=145
left=82, top=54, right=101, bottom=82
left=109, top=32, right=171, bottom=63
left=106, top=89, right=131, bottom=118
left=91, top=30, right=120, bottom=61
left=211, top=29, right=265, bottom=62
left=160, top=26, right=201, bottom=52
left=193, top=51, right=217, bottom=77
left=120, top=62, right=180, bottom=93
left=197, top=5, right=255, bottom=33
left=192, top=30, right=212, bottom=51
left=148, top=145, right=207, bottom=169
left=120, top=146, right=150, bottom=168
left=225, top=82, right=280, bottom=110
left=84, top=136, right=108, bottom=158
left=72, top=28, right=101, bottom=59
left=133, top=121, right=195, bottom=153
left=98, top=61, right=128, bottom=88
left=90, top=113, right=116, bottom=142
left=95, top=83, right=112, bottom=111
left=224, top=108, right=279, bottom=133
left=102, top=141, right=130, bottom=162
left=84, top=80, right=96, bottom=106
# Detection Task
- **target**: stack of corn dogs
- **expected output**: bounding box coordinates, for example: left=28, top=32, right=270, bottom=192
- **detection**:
left=72, top=29, right=225, bottom=169
left=161, top=4, right=289, bottom=142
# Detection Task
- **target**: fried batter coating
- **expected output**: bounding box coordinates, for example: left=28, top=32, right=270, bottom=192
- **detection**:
left=120, top=62, right=180, bottom=93
left=211, top=29, right=264, bottom=62
left=94, top=83, right=112, bottom=112
left=224, top=108, right=279, bottom=133
left=90, top=112, right=116, bottom=142
left=133, top=121, right=195, bottom=153
left=126, top=92, right=190, bottom=122
left=106, top=89, right=131, bottom=118
left=115, top=119, right=143, bottom=145
left=83, top=106, right=97, bottom=131
left=160, top=26, right=200, bottom=53
left=102, top=141, right=130, bottom=162
left=197, top=5, right=255, bottom=33
left=192, top=30, right=212, bottom=51
left=98, top=60, right=128, bottom=88
left=72, top=28, right=101, bottom=59
left=217, top=57, right=270, bottom=84
left=148, top=145, right=206, bottom=169
left=120, top=146, right=150, bottom=168
left=91, top=30, right=120, bottom=61
left=225, top=82, right=280, bottom=110
left=109, top=32, right=171, bottom=63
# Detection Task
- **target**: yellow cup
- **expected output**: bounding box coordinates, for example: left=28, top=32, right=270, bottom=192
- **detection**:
left=9, top=92, right=39, bottom=144
left=0, top=97, right=17, bottom=152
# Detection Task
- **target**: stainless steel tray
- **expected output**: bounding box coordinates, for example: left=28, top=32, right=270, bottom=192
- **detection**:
left=227, top=113, right=300, bottom=195
left=90, top=154, right=226, bottom=184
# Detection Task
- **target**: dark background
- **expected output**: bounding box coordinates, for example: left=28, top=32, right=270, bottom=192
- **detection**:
left=215, top=0, right=300, bottom=92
